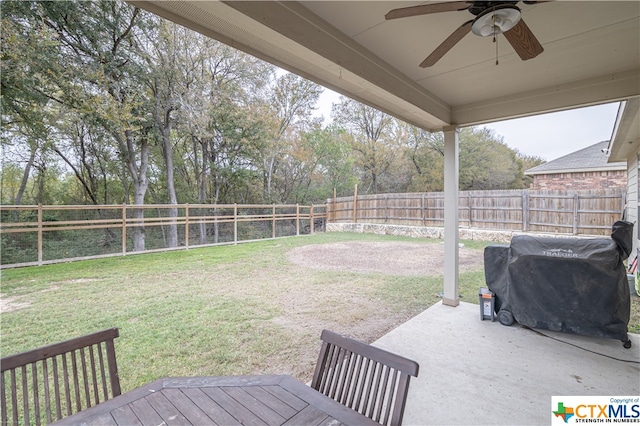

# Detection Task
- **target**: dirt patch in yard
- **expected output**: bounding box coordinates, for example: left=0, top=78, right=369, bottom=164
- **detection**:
left=0, top=295, right=31, bottom=313
left=267, top=241, right=486, bottom=379
left=286, top=241, right=484, bottom=276
left=0, top=285, right=62, bottom=313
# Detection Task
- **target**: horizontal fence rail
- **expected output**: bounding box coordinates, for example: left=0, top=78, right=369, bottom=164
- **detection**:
left=326, top=189, right=626, bottom=237
left=0, top=203, right=327, bottom=268
left=1, top=189, right=626, bottom=268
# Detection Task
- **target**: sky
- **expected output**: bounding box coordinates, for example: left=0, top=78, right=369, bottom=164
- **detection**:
left=314, top=88, right=620, bottom=162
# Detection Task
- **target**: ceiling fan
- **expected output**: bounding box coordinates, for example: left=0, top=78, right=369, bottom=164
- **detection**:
left=385, top=1, right=546, bottom=67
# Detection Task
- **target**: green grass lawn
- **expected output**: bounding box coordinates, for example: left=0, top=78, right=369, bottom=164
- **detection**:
left=1, top=232, right=637, bottom=394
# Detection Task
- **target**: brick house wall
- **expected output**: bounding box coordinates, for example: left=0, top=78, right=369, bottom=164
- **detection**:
left=531, top=170, right=627, bottom=190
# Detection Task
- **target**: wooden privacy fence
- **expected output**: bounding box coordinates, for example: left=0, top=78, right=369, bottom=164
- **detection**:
left=0, top=203, right=327, bottom=268
left=326, top=189, right=626, bottom=236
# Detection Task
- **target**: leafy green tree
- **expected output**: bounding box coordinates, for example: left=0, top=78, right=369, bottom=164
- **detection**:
left=142, top=18, right=190, bottom=247
left=300, top=125, right=357, bottom=201
left=402, top=124, right=444, bottom=192
left=514, top=152, right=545, bottom=188
left=458, top=128, right=519, bottom=190
left=46, top=116, right=121, bottom=205
left=0, top=162, right=26, bottom=205
left=1, top=1, right=61, bottom=207
left=332, top=98, right=396, bottom=194
left=404, top=126, right=532, bottom=191
left=3, top=1, right=153, bottom=249
left=175, top=35, right=274, bottom=208
left=260, top=72, right=323, bottom=202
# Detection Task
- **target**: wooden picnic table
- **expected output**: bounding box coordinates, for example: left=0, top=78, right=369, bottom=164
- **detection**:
left=53, top=375, right=379, bottom=425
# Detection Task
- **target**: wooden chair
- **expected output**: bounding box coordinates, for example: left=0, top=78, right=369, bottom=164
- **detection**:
left=1, top=328, right=121, bottom=425
left=311, top=329, right=419, bottom=426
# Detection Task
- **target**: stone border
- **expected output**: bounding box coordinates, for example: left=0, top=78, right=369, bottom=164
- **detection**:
left=326, top=223, right=597, bottom=243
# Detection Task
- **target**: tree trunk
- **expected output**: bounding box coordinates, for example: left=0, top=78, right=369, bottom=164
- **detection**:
left=13, top=143, right=37, bottom=221
left=122, top=130, right=149, bottom=252
left=160, top=107, right=178, bottom=248
left=196, top=138, right=208, bottom=245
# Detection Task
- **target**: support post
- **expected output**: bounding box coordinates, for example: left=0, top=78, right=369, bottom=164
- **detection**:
left=443, top=126, right=459, bottom=307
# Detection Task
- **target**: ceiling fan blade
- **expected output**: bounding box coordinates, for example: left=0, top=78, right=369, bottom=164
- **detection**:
left=503, top=18, right=544, bottom=60
left=385, top=1, right=471, bottom=20
left=420, top=20, right=473, bottom=67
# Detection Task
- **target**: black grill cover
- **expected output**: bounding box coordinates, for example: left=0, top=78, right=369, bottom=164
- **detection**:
left=484, top=221, right=633, bottom=342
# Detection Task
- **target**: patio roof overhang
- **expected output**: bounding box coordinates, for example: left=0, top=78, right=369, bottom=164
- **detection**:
left=128, top=0, right=640, bottom=305
left=608, top=97, right=640, bottom=162
left=128, top=1, right=639, bottom=132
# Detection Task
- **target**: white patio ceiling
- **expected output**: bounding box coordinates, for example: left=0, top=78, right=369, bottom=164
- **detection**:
left=129, top=1, right=640, bottom=133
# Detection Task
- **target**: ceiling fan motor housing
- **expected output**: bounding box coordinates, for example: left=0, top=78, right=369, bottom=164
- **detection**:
left=468, top=1, right=520, bottom=16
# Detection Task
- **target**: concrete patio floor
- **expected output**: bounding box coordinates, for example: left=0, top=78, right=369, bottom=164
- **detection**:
left=374, top=301, right=640, bottom=426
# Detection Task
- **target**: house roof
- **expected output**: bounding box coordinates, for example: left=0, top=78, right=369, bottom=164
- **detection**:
left=525, top=141, right=626, bottom=175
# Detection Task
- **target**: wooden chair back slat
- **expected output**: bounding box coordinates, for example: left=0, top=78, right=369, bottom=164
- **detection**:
left=41, top=360, right=50, bottom=425
left=20, top=366, right=28, bottom=425
left=50, top=358, right=61, bottom=420
left=61, top=353, right=71, bottom=417
left=337, top=350, right=356, bottom=404
left=88, top=346, right=99, bottom=404
left=1, top=372, right=6, bottom=425
left=9, top=370, right=17, bottom=425
left=97, top=346, right=109, bottom=398
left=311, top=329, right=419, bottom=426
left=1, top=328, right=120, bottom=425
left=104, top=340, right=121, bottom=396
left=30, top=364, right=40, bottom=426
left=373, top=365, right=391, bottom=421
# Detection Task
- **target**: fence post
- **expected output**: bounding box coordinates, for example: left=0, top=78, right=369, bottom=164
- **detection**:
left=573, top=193, right=579, bottom=235
left=122, top=204, right=127, bottom=255
left=296, top=204, right=300, bottom=236
left=185, top=204, right=190, bottom=249
left=523, top=192, right=530, bottom=232
left=385, top=194, right=389, bottom=223
left=37, top=203, right=43, bottom=266
left=234, top=204, right=238, bottom=244
left=468, top=193, right=473, bottom=228
left=272, top=204, right=276, bottom=238
left=310, top=204, right=315, bottom=234
left=353, top=184, right=358, bottom=224
left=333, top=187, right=337, bottom=222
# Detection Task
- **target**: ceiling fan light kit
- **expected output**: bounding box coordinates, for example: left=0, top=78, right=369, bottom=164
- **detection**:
left=385, top=1, right=546, bottom=67
left=471, top=5, right=521, bottom=37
